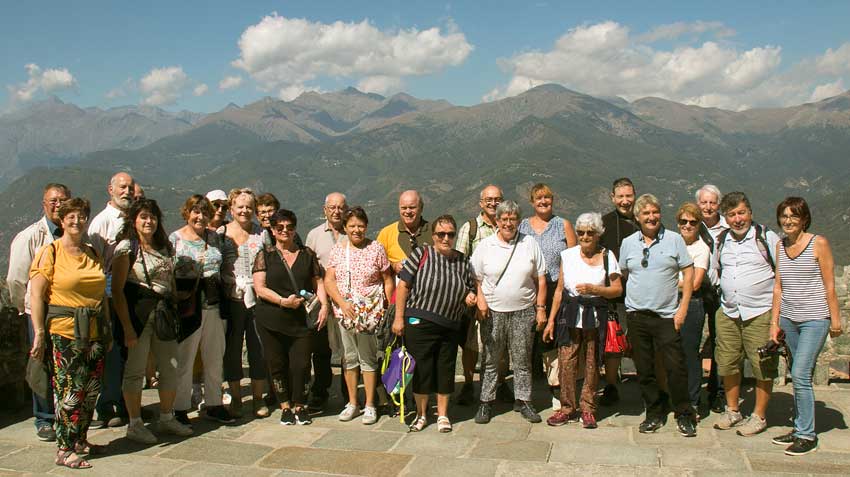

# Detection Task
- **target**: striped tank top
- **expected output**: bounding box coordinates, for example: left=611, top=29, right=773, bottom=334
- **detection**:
left=778, top=235, right=830, bottom=322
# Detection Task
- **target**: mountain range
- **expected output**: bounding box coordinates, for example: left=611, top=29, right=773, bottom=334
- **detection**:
left=2, top=84, right=849, bottom=269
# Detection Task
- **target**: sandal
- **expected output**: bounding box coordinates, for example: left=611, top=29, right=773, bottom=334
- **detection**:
left=74, top=441, right=107, bottom=455
left=437, top=416, right=452, bottom=433
left=55, top=449, right=92, bottom=469
left=408, top=415, right=427, bottom=432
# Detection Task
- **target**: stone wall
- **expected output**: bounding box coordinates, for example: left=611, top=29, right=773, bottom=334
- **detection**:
left=0, top=304, right=28, bottom=409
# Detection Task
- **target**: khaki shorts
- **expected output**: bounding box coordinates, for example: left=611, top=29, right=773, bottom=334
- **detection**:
left=715, top=309, right=778, bottom=381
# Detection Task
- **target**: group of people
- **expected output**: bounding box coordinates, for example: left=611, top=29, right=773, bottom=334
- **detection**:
left=6, top=172, right=843, bottom=469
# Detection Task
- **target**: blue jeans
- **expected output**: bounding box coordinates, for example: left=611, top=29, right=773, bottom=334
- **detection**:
left=780, top=317, right=830, bottom=440
left=95, top=308, right=127, bottom=417
left=26, top=315, right=55, bottom=428
left=679, top=297, right=705, bottom=408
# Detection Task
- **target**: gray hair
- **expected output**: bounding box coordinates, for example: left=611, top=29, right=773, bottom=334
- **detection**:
left=633, top=193, right=661, bottom=216
left=324, top=192, right=347, bottom=204
left=574, top=212, right=605, bottom=235
left=695, top=184, right=721, bottom=202
left=495, top=200, right=521, bottom=219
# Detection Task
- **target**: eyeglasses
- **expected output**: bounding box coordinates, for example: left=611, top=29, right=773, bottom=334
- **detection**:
left=274, top=224, right=296, bottom=232
left=779, top=214, right=801, bottom=222
left=576, top=229, right=597, bottom=237
left=325, top=205, right=345, bottom=212
left=641, top=248, right=650, bottom=268
left=677, top=219, right=699, bottom=227
left=44, top=198, right=66, bottom=206
left=434, top=231, right=456, bottom=239
left=481, top=197, right=503, bottom=204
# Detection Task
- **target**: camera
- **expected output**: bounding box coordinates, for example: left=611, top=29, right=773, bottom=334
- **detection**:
left=757, top=330, right=786, bottom=359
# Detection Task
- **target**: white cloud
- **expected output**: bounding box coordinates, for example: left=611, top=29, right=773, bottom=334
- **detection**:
left=6, top=63, right=77, bottom=103
left=218, top=75, right=243, bottom=90
left=193, top=84, right=209, bottom=96
left=232, top=13, right=473, bottom=96
left=139, top=66, right=189, bottom=106
left=357, top=75, right=403, bottom=95
left=809, top=79, right=846, bottom=102
left=105, top=78, right=136, bottom=99
left=486, top=21, right=850, bottom=110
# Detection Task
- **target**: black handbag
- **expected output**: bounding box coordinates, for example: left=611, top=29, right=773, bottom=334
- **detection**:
left=139, top=246, right=181, bottom=342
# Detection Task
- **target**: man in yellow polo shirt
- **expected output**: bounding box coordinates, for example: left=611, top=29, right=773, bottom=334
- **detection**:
left=376, top=190, right=432, bottom=273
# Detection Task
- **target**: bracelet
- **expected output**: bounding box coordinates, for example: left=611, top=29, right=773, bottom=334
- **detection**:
left=535, top=305, right=546, bottom=310
left=279, top=297, right=284, bottom=307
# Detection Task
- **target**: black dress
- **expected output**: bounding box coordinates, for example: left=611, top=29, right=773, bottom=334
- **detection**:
left=253, top=246, right=321, bottom=337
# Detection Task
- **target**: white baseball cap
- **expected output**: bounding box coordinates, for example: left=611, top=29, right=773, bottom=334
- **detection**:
left=206, top=189, right=227, bottom=202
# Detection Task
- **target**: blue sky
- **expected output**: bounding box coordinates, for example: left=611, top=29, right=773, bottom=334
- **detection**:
left=3, top=1, right=850, bottom=112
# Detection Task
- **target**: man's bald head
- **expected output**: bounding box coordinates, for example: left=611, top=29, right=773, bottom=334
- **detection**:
left=323, top=192, right=347, bottom=226
left=479, top=184, right=503, bottom=220
left=398, top=190, right=423, bottom=230
left=108, top=172, right=135, bottom=211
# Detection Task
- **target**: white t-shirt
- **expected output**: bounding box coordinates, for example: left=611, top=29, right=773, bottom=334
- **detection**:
left=681, top=239, right=710, bottom=284
left=470, top=233, right=546, bottom=313
left=560, top=247, right=620, bottom=327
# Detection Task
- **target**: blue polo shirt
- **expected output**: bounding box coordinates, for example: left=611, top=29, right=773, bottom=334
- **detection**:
left=619, top=226, right=693, bottom=318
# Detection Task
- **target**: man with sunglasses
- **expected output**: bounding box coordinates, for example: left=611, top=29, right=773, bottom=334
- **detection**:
left=305, top=192, right=348, bottom=410
left=7, top=182, right=71, bottom=442
left=619, top=194, right=697, bottom=437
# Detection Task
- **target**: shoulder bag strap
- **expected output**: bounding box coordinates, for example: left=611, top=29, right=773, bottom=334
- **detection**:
left=602, top=247, right=610, bottom=287
left=345, top=242, right=352, bottom=293
left=495, top=233, right=521, bottom=288
left=275, top=247, right=301, bottom=292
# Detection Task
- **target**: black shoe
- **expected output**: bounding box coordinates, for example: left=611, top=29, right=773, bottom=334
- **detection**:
left=676, top=415, right=697, bottom=437
left=307, top=393, right=328, bottom=412
left=514, top=400, right=542, bottom=424
left=772, top=431, right=796, bottom=446
left=496, top=383, right=514, bottom=403
left=456, top=382, right=474, bottom=406
left=294, top=407, right=312, bottom=425
left=474, top=402, right=492, bottom=424
left=280, top=408, right=296, bottom=426
left=710, top=395, right=726, bottom=414
left=784, top=437, right=818, bottom=456
left=174, top=410, right=192, bottom=427
left=36, top=424, right=56, bottom=442
left=638, top=416, right=665, bottom=433
left=204, top=406, right=236, bottom=424
left=599, top=384, right=620, bottom=406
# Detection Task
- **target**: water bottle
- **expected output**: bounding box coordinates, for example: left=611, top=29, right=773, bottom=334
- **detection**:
left=299, top=289, right=318, bottom=312
left=299, top=290, right=315, bottom=300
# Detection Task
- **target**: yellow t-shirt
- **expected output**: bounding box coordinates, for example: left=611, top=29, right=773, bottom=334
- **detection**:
left=29, top=241, right=107, bottom=339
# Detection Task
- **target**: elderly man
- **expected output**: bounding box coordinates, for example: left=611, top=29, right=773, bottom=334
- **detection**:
left=712, top=191, right=780, bottom=437
left=377, top=190, right=432, bottom=273
left=454, top=185, right=510, bottom=405
left=88, top=171, right=135, bottom=427
left=305, top=192, right=348, bottom=410
left=7, top=183, right=70, bottom=442
left=619, top=194, right=697, bottom=437
left=696, top=184, right=728, bottom=413
left=599, top=177, right=639, bottom=405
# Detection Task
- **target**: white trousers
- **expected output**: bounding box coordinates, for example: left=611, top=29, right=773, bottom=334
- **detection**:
left=175, top=306, right=226, bottom=411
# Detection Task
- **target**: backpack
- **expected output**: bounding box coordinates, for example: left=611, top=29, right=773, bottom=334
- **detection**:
left=465, top=218, right=478, bottom=257
left=698, top=222, right=715, bottom=254
left=716, top=223, right=775, bottom=278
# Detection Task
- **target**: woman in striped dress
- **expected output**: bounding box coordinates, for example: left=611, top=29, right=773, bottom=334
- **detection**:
left=770, top=197, right=843, bottom=456
left=391, top=215, right=477, bottom=432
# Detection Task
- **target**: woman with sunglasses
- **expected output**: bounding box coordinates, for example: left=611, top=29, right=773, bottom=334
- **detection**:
left=543, top=212, right=622, bottom=429
left=253, top=209, right=327, bottom=426
left=618, top=194, right=697, bottom=437
left=391, top=215, right=477, bottom=432
left=675, top=203, right=711, bottom=412
left=205, top=189, right=229, bottom=231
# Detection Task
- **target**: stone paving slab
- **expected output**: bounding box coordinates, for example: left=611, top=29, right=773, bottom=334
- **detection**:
left=659, top=447, right=750, bottom=471
left=389, top=432, right=476, bottom=458
left=159, top=436, right=274, bottom=466
left=239, top=425, right=329, bottom=447
left=260, top=446, right=411, bottom=477
left=52, top=454, right=190, bottom=477
left=312, top=429, right=402, bottom=452
left=469, top=438, right=552, bottom=462
left=399, top=456, right=500, bottom=477
left=549, top=441, right=659, bottom=467
left=746, top=449, right=850, bottom=475
left=170, top=461, right=278, bottom=477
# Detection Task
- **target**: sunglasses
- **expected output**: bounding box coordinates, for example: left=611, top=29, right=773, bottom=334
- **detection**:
left=274, top=224, right=296, bottom=232
left=641, top=248, right=650, bottom=268
left=434, top=231, right=456, bottom=239
left=576, top=229, right=597, bottom=237
left=213, top=202, right=228, bottom=210
left=678, top=219, right=699, bottom=227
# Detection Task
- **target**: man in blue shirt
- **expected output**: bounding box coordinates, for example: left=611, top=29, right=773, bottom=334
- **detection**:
left=619, top=194, right=697, bottom=437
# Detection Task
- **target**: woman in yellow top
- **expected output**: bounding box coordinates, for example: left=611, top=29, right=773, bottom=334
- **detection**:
left=29, top=198, right=109, bottom=470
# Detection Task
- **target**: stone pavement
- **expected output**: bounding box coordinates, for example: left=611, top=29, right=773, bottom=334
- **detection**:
left=1, top=378, right=849, bottom=476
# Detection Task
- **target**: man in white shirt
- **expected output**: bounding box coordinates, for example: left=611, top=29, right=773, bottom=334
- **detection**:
left=712, top=191, right=780, bottom=438
left=6, top=182, right=70, bottom=442
left=696, top=184, right=729, bottom=413
left=88, top=171, right=135, bottom=427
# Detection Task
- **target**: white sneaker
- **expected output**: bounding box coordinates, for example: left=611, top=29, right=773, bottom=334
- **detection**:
left=157, top=417, right=193, bottom=437
left=126, top=421, right=157, bottom=444
left=362, top=406, right=378, bottom=425
left=338, top=403, right=361, bottom=422
left=552, top=395, right=561, bottom=410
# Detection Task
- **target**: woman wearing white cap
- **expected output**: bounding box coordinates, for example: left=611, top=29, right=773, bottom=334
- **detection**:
left=206, top=190, right=229, bottom=231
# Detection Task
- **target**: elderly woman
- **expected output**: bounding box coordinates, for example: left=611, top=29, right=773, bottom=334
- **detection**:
left=253, top=209, right=328, bottom=426
left=676, top=203, right=711, bottom=411
left=518, top=183, right=577, bottom=406
left=113, top=199, right=193, bottom=444
left=220, top=188, right=269, bottom=418
left=770, top=197, right=843, bottom=456
left=170, top=195, right=234, bottom=425
left=325, top=207, right=394, bottom=425
left=543, top=212, right=622, bottom=429
left=619, top=193, right=697, bottom=437
left=470, top=200, right=547, bottom=424
left=29, top=198, right=108, bottom=469
left=391, top=215, right=477, bottom=432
